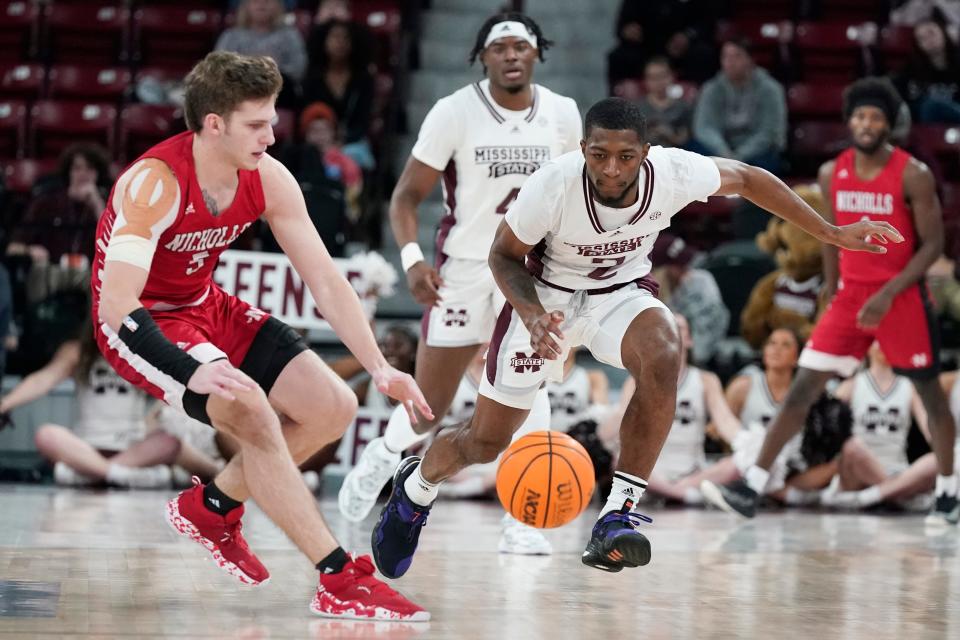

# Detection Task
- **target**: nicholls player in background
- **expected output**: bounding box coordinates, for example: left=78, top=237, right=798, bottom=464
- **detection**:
left=704, top=77, right=960, bottom=526
left=92, top=51, right=431, bottom=620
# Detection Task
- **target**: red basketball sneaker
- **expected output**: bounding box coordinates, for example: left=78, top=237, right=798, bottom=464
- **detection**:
left=165, top=478, right=269, bottom=586
left=311, top=555, right=430, bottom=621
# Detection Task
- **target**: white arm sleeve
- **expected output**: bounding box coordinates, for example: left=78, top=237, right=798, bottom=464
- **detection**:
left=411, top=97, right=461, bottom=172
left=661, top=147, right=723, bottom=209
left=504, top=163, right=563, bottom=246
left=104, top=159, right=181, bottom=271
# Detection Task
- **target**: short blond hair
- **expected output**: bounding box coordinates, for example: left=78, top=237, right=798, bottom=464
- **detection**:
left=183, top=51, right=283, bottom=132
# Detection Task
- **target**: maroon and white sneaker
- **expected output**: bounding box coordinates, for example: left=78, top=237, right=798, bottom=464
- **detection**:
left=165, top=477, right=269, bottom=586
left=311, top=555, right=430, bottom=621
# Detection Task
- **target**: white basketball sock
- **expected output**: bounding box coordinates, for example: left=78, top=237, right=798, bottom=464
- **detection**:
left=744, top=466, right=770, bottom=494
left=383, top=403, right=431, bottom=454
left=857, top=486, right=882, bottom=507
left=403, top=463, right=440, bottom=507
left=600, top=470, right=647, bottom=517
left=936, top=473, right=958, bottom=497
left=682, top=486, right=703, bottom=505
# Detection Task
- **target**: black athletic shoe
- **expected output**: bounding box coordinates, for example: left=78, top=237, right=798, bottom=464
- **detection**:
left=701, top=478, right=759, bottom=519
left=925, top=493, right=960, bottom=527
left=581, top=507, right=652, bottom=573
left=371, top=457, right=432, bottom=579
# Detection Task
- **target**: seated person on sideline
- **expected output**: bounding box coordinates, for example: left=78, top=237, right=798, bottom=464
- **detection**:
left=599, top=314, right=744, bottom=505
left=823, top=342, right=935, bottom=509
left=0, top=327, right=203, bottom=488
left=546, top=347, right=610, bottom=433
left=636, top=57, right=693, bottom=148
left=693, top=39, right=787, bottom=174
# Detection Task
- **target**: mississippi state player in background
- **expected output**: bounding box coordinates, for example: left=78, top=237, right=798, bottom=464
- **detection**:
left=703, top=77, right=960, bottom=526
left=338, top=12, right=581, bottom=555
left=93, top=52, right=431, bottom=620
left=369, top=97, right=902, bottom=582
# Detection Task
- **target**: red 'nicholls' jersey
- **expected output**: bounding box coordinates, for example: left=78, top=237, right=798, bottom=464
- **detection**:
left=831, top=146, right=916, bottom=285
left=92, top=131, right=265, bottom=311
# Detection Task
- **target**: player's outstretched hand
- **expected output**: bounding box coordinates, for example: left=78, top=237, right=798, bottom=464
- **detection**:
left=526, top=310, right=565, bottom=360
left=373, top=366, right=434, bottom=424
left=187, top=360, right=256, bottom=401
left=407, top=262, right=444, bottom=307
left=833, top=220, right=904, bottom=253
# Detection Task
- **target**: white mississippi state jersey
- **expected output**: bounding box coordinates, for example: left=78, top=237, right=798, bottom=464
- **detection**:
left=546, top=365, right=591, bottom=432
left=505, top=147, right=720, bottom=292
left=73, top=356, right=148, bottom=451
left=739, top=368, right=781, bottom=429
left=412, top=79, right=582, bottom=261
left=850, top=371, right=913, bottom=467
left=656, top=366, right=707, bottom=479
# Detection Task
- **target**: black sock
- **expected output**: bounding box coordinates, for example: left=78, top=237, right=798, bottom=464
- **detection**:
left=202, top=481, right=243, bottom=516
left=316, top=547, right=349, bottom=574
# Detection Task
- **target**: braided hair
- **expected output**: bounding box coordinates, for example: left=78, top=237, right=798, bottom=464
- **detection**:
left=468, top=12, right=553, bottom=70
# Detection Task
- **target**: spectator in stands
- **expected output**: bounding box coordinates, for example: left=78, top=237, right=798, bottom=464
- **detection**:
left=0, top=327, right=201, bottom=488
left=607, top=0, right=719, bottom=89
left=693, top=39, right=787, bottom=174
left=304, top=19, right=376, bottom=170
left=297, top=101, right=363, bottom=218
left=652, top=233, right=729, bottom=366
left=635, top=57, right=693, bottom=148
left=315, top=0, right=352, bottom=24
left=890, top=0, right=960, bottom=29
left=216, top=0, right=307, bottom=107
left=894, top=19, right=960, bottom=123
left=7, top=143, right=109, bottom=268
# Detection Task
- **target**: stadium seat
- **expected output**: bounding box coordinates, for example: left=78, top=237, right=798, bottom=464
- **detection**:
left=0, top=99, right=27, bottom=160
left=728, top=0, right=793, bottom=21
left=117, top=104, right=181, bottom=163
left=0, top=0, right=39, bottom=62
left=912, top=125, right=960, bottom=182
left=787, top=82, right=846, bottom=122
left=790, top=121, right=850, bottom=176
left=43, top=2, right=131, bottom=65
left=46, top=64, right=132, bottom=102
left=353, top=0, right=402, bottom=69
left=273, top=108, right=295, bottom=146
left=133, top=7, right=222, bottom=71
left=819, top=0, right=882, bottom=22
left=793, top=22, right=867, bottom=82
left=878, top=25, right=914, bottom=74
left=29, top=100, right=117, bottom=160
left=0, top=62, right=44, bottom=99
left=2, top=157, right=56, bottom=194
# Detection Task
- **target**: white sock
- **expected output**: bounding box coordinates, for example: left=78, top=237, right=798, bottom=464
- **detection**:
left=744, top=466, right=770, bottom=494
left=105, top=463, right=130, bottom=484
left=383, top=404, right=431, bottom=454
left=600, top=471, right=647, bottom=517
left=857, top=486, right=882, bottom=507
left=936, top=473, right=958, bottom=497
left=784, top=487, right=817, bottom=506
left=403, top=463, right=440, bottom=507
left=682, top=486, right=703, bottom=505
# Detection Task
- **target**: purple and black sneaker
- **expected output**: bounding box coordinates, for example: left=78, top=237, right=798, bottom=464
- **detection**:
left=581, top=506, right=653, bottom=573
left=371, top=456, right=432, bottom=579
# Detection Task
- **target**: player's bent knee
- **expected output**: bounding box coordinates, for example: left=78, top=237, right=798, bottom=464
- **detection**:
left=208, top=387, right=280, bottom=446
left=150, top=430, right=182, bottom=460
left=34, top=424, right=67, bottom=456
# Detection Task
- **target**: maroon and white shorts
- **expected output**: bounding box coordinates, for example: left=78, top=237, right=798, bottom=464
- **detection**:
left=421, top=256, right=504, bottom=348
left=799, top=280, right=938, bottom=379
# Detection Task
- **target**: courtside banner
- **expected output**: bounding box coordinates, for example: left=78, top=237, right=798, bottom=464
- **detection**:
left=213, top=250, right=394, bottom=330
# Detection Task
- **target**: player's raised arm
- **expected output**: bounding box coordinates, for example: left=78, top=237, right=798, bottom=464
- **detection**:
left=710, top=156, right=904, bottom=252
left=260, top=155, right=433, bottom=421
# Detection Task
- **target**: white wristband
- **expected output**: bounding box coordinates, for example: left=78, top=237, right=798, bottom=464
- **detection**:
left=400, top=242, right=425, bottom=272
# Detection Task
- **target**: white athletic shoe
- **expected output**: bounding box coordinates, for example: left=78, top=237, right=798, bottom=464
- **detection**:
left=337, top=437, right=400, bottom=522
left=498, top=514, right=552, bottom=555
left=819, top=477, right=859, bottom=510
left=106, top=464, right=172, bottom=489
left=53, top=462, right=98, bottom=487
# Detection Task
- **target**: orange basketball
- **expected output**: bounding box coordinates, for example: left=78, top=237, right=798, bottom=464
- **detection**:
left=496, top=430, right=595, bottom=529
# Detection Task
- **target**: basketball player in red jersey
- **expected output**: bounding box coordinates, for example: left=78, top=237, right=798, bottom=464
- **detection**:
left=703, top=78, right=960, bottom=526
left=92, top=52, right=432, bottom=621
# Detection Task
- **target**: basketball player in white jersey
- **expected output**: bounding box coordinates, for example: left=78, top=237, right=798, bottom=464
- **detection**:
left=822, top=342, right=934, bottom=508
left=338, top=12, right=580, bottom=554
left=369, top=97, right=902, bottom=581
left=601, top=314, right=744, bottom=504
left=547, top=348, right=609, bottom=432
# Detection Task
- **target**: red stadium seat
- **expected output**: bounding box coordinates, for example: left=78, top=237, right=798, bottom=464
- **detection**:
left=793, top=22, right=872, bottom=82
left=0, top=0, right=39, bottom=62
left=353, top=0, right=402, bottom=69
left=790, top=121, right=850, bottom=175
left=820, top=0, right=882, bottom=22
left=2, top=157, right=56, bottom=193
left=43, top=2, right=131, bottom=65
left=0, top=62, right=44, bottom=99
left=47, top=65, right=132, bottom=102
left=0, top=99, right=27, bottom=160
left=133, top=7, right=222, bottom=71
left=787, top=83, right=846, bottom=122
left=273, top=108, right=295, bottom=146
left=29, top=100, right=117, bottom=160
left=288, top=10, right=313, bottom=38
left=728, top=0, right=793, bottom=21
left=912, top=125, right=960, bottom=182
left=878, top=25, right=914, bottom=74
left=118, top=104, right=182, bottom=163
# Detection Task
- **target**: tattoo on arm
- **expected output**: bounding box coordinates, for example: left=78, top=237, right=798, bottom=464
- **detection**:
left=201, top=189, right=220, bottom=217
